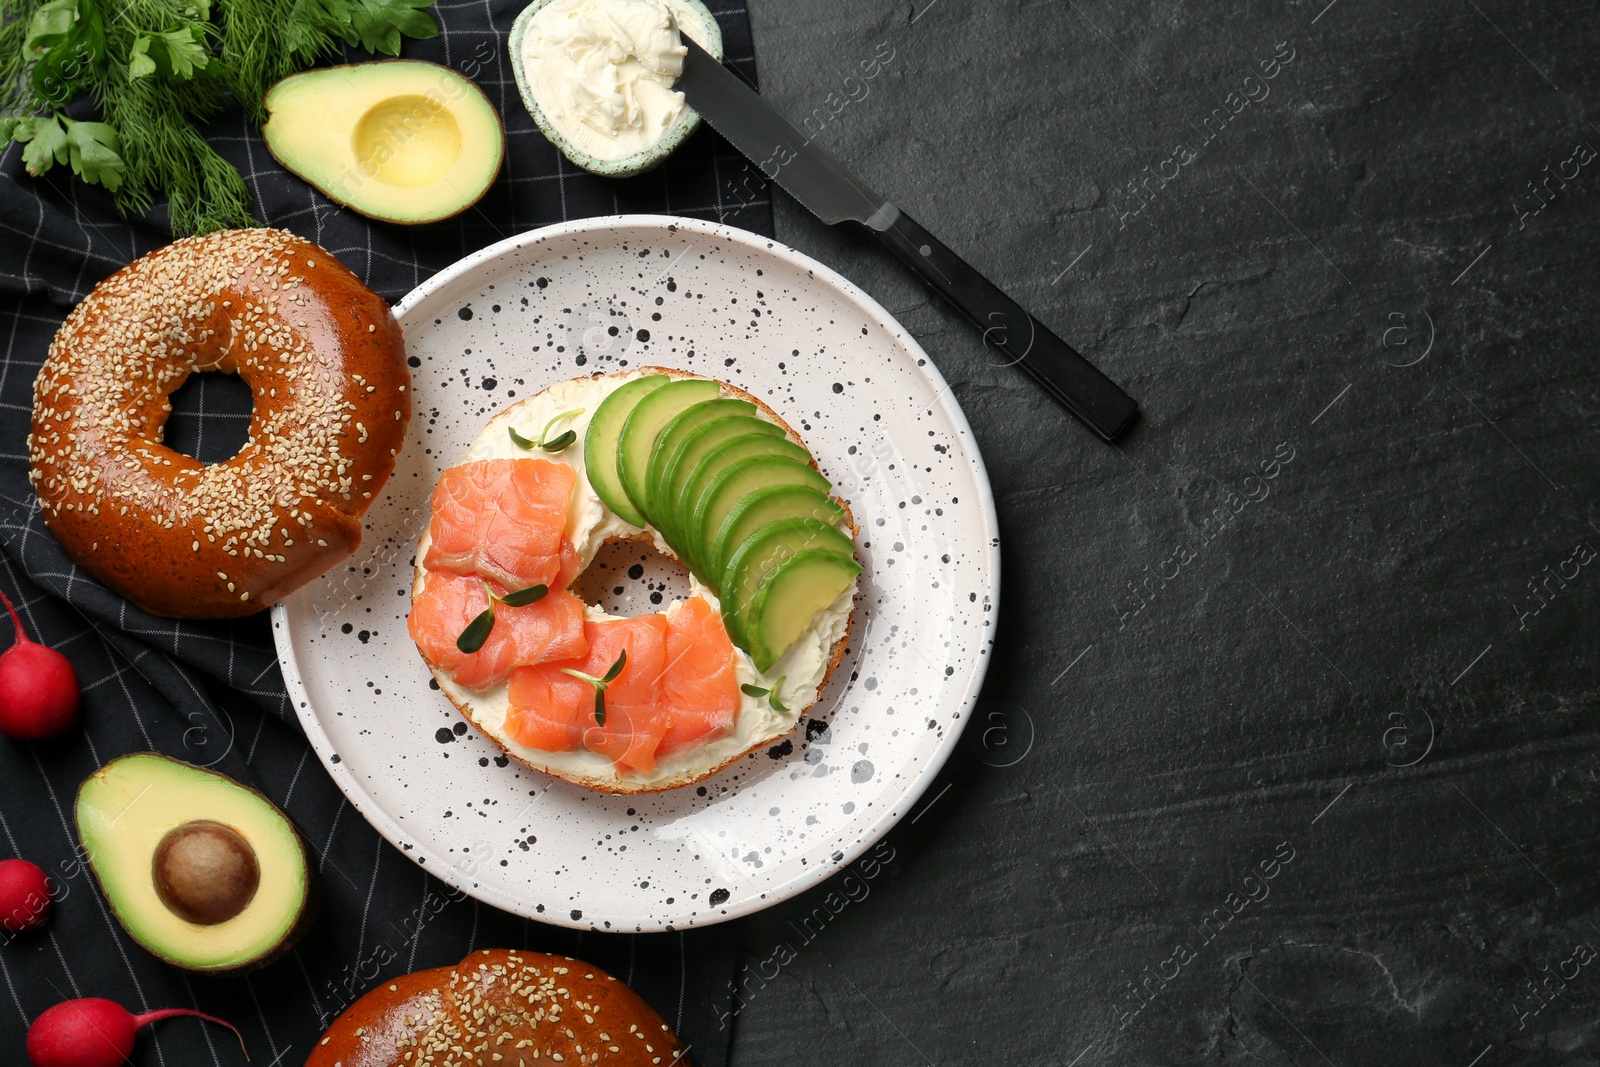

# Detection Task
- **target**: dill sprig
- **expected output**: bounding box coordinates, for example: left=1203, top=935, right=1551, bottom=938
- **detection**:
left=0, top=0, right=439, bottom=234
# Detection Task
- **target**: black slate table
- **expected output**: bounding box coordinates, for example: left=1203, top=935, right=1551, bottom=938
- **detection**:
left=726, top=0, right=1600, bottom=1063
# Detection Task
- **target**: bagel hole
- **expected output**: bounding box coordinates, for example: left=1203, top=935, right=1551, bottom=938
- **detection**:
left=162, top=371, right=253, bottom=463
left=572, top=539, right=694, bottom=619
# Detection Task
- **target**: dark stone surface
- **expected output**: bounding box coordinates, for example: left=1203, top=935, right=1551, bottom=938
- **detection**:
left=727, top=0, right=1600, bottom=1063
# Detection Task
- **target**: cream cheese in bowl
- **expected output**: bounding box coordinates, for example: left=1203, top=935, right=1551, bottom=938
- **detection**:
left=508, top=0, right=722, bottom=177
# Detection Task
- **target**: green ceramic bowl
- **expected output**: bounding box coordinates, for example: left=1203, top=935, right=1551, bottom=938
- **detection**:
left=507, top=0, right=724, bottom=178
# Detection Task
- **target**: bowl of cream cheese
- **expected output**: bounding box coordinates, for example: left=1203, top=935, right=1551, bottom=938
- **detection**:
left=508, top=0, right=723, bottom=178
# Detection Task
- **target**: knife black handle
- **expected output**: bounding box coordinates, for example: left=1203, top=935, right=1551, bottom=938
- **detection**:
left=867, top=205, right=1138, bottom=440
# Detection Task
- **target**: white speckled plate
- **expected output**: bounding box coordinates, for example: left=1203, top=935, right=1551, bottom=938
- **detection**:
left=272, top=215, right=999, bottom=932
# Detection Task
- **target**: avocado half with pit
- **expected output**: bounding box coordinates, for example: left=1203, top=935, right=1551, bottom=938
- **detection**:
left=75, top=752, right=313, bottom=973
left=262, top=60, right=503, bottom=225
left=508, top=0, right=723, bottom=178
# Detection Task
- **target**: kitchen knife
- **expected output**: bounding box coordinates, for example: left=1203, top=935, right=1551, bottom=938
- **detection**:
left=676, top=36, right=1139, bottom=441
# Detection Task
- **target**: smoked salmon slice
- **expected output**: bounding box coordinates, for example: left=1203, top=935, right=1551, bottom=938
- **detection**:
left=505, top=665, right=593, bottom=753
left=423, top=459, right=578, bottom=590
left=408, top=570, right=588, bottom=691
left=506, top=615, right=671, bottom=773
left=659, top=596, right=739, bottom=756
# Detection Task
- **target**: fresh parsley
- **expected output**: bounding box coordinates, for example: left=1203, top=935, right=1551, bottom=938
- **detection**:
left=0, top=0, right=440, bottom=234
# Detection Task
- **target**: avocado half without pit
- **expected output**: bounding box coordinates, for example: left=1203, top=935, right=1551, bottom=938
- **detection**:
left=262, top=60, right=504, bottom=225
left=75, top=753, right=313, bottom=972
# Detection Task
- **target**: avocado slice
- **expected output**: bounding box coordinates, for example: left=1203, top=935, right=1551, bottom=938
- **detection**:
left=684, top=454, right=829, bottom=584
left=706, top=487, right=847, bottom=594
left=262, top=61, right=503, bottom=225
left=720, top=518, right=858, bottom=648
left=644, top=399, right=758, bottom=528
left=585, top=374, right=668, bottom=527
left=746, top=550, right=862, bottom=672
left=655, top=416, right=786, bottom=546
left=617, top=378, right=720, bottom=523
left=75, top=753, right=312, bottom=973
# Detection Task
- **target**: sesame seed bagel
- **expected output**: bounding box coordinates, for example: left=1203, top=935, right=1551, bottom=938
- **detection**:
left=306, top=948, right=690, bottom=1067
left=412, top=368, right=857, bottom=794
left=27, top=228, right=411, bottom=618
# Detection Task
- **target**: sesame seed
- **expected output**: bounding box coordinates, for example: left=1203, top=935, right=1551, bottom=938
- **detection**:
left=24, top=228, right=408, bottom=611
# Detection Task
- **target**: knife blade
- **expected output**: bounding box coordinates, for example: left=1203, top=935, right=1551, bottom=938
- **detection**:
left=675, top=35, right=1139, bottom=441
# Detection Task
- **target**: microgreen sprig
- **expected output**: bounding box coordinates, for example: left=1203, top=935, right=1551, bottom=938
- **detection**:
left=455, top=581, right=548, bottom=654
left=561, top=650, right=627, bottom=726
left=740, top=677, right=788, bottom=712
left=509, top=409, right=583, bottom=453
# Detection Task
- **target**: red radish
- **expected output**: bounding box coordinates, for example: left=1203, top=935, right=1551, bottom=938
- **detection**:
left=27, top=998, right=247, bottom=1067
left=0, top=587, right=80, bottom=740
left=0, top=858, right=52, bottom=933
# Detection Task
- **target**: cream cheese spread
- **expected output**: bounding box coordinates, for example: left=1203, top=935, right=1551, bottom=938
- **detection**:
left=414, top=370, right=856, bottom=788
left=516, top=0, right=712, bottom=163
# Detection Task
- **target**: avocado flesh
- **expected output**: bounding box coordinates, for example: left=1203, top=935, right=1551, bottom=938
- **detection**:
left=656, top=416, right=785, bottom=547
left=685, top=454, right=829, bottom=585
left=748, top=550, right=862, bottom=673
left=586, top=375, right=668, bottom=527
left=76, top=753, right=310, bottom=972
left=617, top=379, right=720, bottom=522
left=262, top=60, right=503, bottom=225
left=721, top=518, right=858, bottom=648
left=645, top=399, right=758, bottom=529
left=706, top=486, right=846, bottom=589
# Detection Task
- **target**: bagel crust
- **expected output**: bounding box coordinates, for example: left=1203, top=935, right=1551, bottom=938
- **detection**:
left=27, top=229, right=410, bottom=618
left=306, top=948, right=689, bottom=1067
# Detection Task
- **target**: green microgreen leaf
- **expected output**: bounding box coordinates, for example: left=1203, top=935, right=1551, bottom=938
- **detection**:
left=508, top=425, right=536, bottom=450
left=456, top=601, right=495, bottom=654
left=767, top=676, right=788, bottom=713
left=540, top=429, right=577, bottom=453
left=561, top=650, right=626, bottom=726
left=740, top=683, right=769, bottom=698
left=457, top=581, right=549, bottom=651
left=534, top=409, right=582, bottom=453
left=497, top=583, right=548, bottom=608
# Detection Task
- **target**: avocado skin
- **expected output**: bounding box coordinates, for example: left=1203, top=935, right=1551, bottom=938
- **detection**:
left=75, top=752, right=317, bottom=974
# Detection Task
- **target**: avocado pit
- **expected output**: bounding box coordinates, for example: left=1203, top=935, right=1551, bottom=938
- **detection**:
left=152, top=820, right=260, bottom=926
